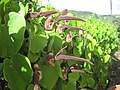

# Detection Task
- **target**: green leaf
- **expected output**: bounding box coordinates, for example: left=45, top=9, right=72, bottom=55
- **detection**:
left=55, top=78, right=76, bottom=90
left=77, top=41, right=83, bottom=55
left=104, top=54, right=110, bottom=63
left=84, top=62, right=91, bottom=70
left=7, top=12, right=26, bottom=35
left=54, top=78, right=63, bottom=90
left=18, top=2, right=25, bottom=16
left=4, top=1, right=20, bottom=13
left=28, top=51, right=39, bottom=62
left=90, top=39, right=96, bottom=51
left=25, top=3, right=28, bottom=15
left=62, top=79, right=76, bottom=90
left=80, top=74, right=89, bottom=88
left=108, top=48, right=111, bottom=54
left=111, top=44, right=117, bottom=49
left=30, top=34, right=48, bottom=53
left=0, top=12, right=25, bottom=57
left=105, top=44, right=110, bottom=49
left=38, top=58, right=61, bottom=90
left=88, top=53, right=91, bottom=60
left=51, top=35, right=62, bottom=55
left=85, top=49, right=91, bottom=60
left=3, top=53, right=33, bottom=90
left=87, top=77, right=95, bottom=88
left=1, top=0, right=9, bottom=5
left=0, top=26, right=7, bottom=57
left=88, top=43, right=93, bottom=51
left=0, top=63, right=3, bottom=77
left=73, top=47, right=80, bottom=57
left=97, top=46, right=103, bottom=55
left=48, top=36, right=54, bottom=52
left=67, top=60, right=76, bottom=66
left=0, top=3, right=4, bottom=19
left=87, top=34, right=93, bottom=41
left=68, top=73, right=79, bottom=81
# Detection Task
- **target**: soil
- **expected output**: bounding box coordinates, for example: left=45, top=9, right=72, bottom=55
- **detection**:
left=108, top=51, right=120, bottom=88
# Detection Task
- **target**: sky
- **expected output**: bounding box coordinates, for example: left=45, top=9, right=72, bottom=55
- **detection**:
left=42, top=0, right=120, bottom=15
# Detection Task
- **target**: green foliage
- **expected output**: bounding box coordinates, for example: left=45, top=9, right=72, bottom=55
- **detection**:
left=72, top=15, right=119, bottom=89
left=0, top=0, right=119, bottom=90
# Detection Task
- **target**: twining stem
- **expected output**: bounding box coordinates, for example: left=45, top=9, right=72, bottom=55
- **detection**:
left=55, top=46, right=67, bottom=57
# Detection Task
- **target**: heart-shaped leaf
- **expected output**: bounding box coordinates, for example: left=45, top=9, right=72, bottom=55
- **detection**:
left=3, top=53, right=33, bottom=90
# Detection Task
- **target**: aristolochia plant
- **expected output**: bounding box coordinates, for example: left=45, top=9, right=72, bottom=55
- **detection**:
left=26, top=6, right=94, bottom=90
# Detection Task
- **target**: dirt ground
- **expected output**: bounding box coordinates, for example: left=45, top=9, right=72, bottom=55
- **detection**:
left=108, top=51, right=120, bottom=88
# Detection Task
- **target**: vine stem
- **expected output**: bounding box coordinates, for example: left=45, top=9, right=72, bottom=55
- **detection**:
left=55, top=46, right=67, bottom=57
